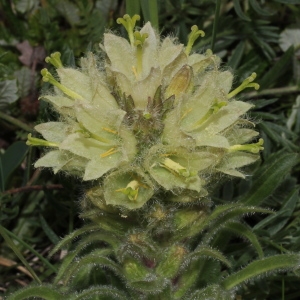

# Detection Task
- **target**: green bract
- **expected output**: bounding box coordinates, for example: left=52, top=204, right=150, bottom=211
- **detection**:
left=27, top=15, right=263, bottom=209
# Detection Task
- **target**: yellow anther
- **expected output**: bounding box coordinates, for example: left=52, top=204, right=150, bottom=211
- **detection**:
left=115, top=180, right=140, bottom=201
left=102, top=127, right=118, bottom=135
left=132, top=66, right=138, bottom=78
left=160, top=158, right=191, bottom=178
left=180, top=108, right=193, bottom=121
left=100, top=147, right=119, bottom=158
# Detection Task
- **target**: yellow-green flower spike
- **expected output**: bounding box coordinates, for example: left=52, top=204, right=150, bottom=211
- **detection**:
left=227, top=73, right=260, bottom=99
left=185, top=25, right=205, bottom=55
left=45, top=52, right=63, bottom=68
left=228, top=138, right=264, bottom=153
left=116, top=14, right=141, bottom=46
left=115, top=180, right=140, bottom=201
left=41, top=68, right=84, bottom=100
left=26, top=133, right=59, bottom=148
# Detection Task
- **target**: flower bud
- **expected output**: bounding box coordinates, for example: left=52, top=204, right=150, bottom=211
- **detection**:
left=164, top=65, right=193, bottom=101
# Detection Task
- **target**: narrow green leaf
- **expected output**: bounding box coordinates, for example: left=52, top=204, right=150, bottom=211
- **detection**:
left=6, top=284, right=63, bottom=300
left=54, top=233, right=117, bottom=283
left=222, top=254, right=300, bottom=290
left=2, top=225, right=57, bottom=273
left=140, top=0, right=159, bottom=30
left=54, top=250, right=79, bottom=284
left=188, top=246, right=231, bottom=267
left=274, top=0, right=300, bottom=3
left=211, top=0, right=221, bottom=52
left=69, top=286, right=129, bottom=300
left=63, top=249, right=122, bottom=284
left=189, top=284, right=234, bottom=300
left=0, top=141, right=28, bottom=187
left=249, top=0, right=274, bottom=16
left=259, top=45, right=294, bottom=89
left=126, top=0, right=140, bottom=16
left=49, top=223, right=100, bottom=256
left=233, top=0, right=251, bottom=21
left=0, top=225, right=41, bottom=284
left=39, top=214, right=60, bottom=245
left=253, top=188, right=299, bottom=235
left=202, top=206, right=272, bottom=244
left=223, top=222, right=264, bottom=258
left=240, top=152, right=299, bottom=206
left=227, top=41, right=245, bottom=70
left=0, top=158, right=4, bottom=192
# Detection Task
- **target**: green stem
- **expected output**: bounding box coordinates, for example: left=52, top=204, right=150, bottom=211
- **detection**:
left=0, top=224, right=42, bottom=283
left=211, top=0, right=221, bottom=52
left=0, top=111, right=33, bottom=132
left=243, top=86, right=300, bottom=99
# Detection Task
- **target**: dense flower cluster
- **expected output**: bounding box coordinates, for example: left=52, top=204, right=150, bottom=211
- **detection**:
left=27, top=15, right=263, bottom=209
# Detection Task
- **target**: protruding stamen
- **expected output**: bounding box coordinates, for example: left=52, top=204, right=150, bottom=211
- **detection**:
left=191, top=100, right=227, bottom=128
left=185, top=25, right=205, bottom=55
left=227, top=73, right=260, bottom=99
left=116, top=14, right=140, bottom=46
left=228, top=138, right=264, bottom=153
left=100, top=147, right=118, bottom=158
left=45, top=52, right=63, bottom=68
left=26, top=133, right=59, bottom=148
left=78, top=123, right=111, bottom=143
left=115, top=180, right=140, bottom=201
left=41, top=68, right=84, bottom=100
left=212, top=101, right=227, bottom=113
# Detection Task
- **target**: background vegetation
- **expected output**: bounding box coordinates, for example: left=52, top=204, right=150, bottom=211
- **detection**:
left=0, top=0, right=299, bottom=299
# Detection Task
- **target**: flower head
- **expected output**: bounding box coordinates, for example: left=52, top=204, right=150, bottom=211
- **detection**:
left=29, top=15, right=263, bottom=209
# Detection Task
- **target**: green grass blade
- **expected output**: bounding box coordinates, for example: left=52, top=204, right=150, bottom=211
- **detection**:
left=223, top=222, right=264, bottom=258
left=126, top=0, right=140, bottom=16
left=0, top=225, right=42, bottom=284
left=211, top=0, right=221, bottom=52
left=259, top=45, right=294, bottom=89
left=39, top=214, right=60, bottom=245
left=140, top=0, right=159, bottom=30
left=227, top=41, right=245, bottom=70
left=240, top=151, right=299, bottom=206
left=222, top=254, right=300, bottom=290
left=6, top=284, right=63, bottom=300
left=233, top=0, right=251, bottom=21
left=69, top=286, right=129, bottom=300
